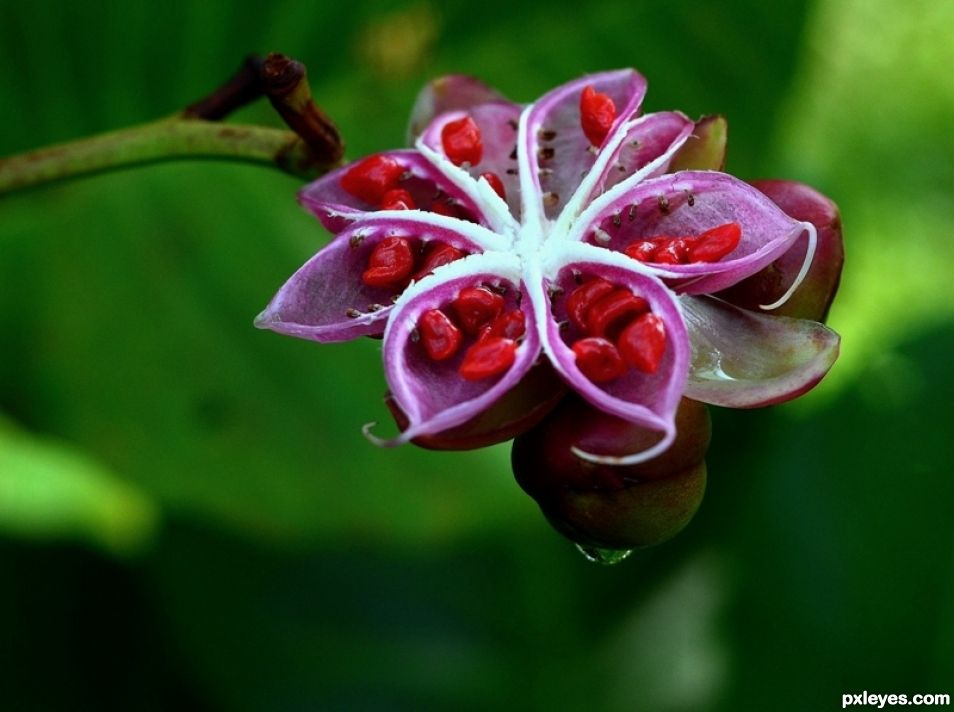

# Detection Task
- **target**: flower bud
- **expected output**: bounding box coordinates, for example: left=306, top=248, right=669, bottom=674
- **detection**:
left=511, top=396, right=710, bottom=548
left=718, top=180, right=844, bottom=322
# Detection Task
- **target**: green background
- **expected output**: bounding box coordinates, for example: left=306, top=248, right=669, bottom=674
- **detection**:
left=2, top=0, right=953, bottom=709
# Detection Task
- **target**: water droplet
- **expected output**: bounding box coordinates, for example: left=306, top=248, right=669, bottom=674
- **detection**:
left=575, top=544, right=634, bottom=565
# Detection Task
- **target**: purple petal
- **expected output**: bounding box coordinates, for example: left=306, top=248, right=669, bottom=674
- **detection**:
left=298, top=150, right=490, bottom=233
left=373, top=253, right=541, bottom=444
left=598, top=112, right=696, bottom=193
left=681, top=295, right=840, bottom=407
left=572, top=171, right=813, bottom=296
left=531, top=242, right=689, bottom=465
left=255, top=215, right=502, bottom=343
left=554, top=112, right=694, bottom=234
left=419, top=103, right=523, bottom=219
left=407, top=75, right=509, bottom=142
left=521, top=69, right=647, bottom=221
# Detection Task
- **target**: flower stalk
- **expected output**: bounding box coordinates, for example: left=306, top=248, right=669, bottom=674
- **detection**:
left=0, top=53, right=343, bottom=196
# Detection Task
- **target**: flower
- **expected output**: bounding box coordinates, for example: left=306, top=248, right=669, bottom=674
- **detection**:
left=256, top=70, right=840, bottom=465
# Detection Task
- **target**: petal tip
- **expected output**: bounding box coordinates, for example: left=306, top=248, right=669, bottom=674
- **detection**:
left=253, top=308, right=275, bottom=330
left=362, top=421, right=392, bottom=447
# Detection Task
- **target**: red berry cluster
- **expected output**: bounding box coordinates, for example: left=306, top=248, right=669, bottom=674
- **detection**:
left=417, top=286, right=526, bottom=381
left=563, top=277, right=666, bottom=382
left=624, top=222, right=741, bottom=265
left=340, top=154, right=482, bottom=217
left=361, top=239, right=467, bottom=289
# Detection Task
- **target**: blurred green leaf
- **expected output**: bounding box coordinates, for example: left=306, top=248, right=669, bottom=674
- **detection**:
left=0, top=415, right=158, bottom=555
left=775, top=0, right=954, bottom=405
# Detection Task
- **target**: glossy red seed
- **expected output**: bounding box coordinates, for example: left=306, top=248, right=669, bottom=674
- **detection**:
left=428, top=199, right=460, bottom=218
left=418, top=309, right=462, bottom=361
left=379, top=188, right=416, bottom=210
left=485, top=309, right=526, bottom=340
left=442, top=116, right=483, bottom=166
left=586, top=289, right=650, bottom=338
left=452, top=286, right=505, bottom=333
left=652, top=238, right=691, bottom=265
left=414, top=242, right=466, bottom=280
left=572, top=337, right=626, bottom=382
left=340, top=154, right=405, bottom=204
left=618, top=312, right=666, bottom=374
left=459, top=337, right=517, bottom=381
left=566, top=277, right=615, bottom=331
left=687, top=222, right=742, bottom=263
left=579, top=85, right=616, bottom=147
left=624, top=240, right=657, bottom=262
left=361, top=237, right=415, bottom=288
left=480, top=172, right=506, bottom=200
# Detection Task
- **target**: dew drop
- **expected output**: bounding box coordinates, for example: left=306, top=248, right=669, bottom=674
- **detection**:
left=575, top=544, right=634, bottom=565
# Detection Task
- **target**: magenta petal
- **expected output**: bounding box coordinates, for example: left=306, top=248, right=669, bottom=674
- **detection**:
left=573, top=171, right=812, bottom=295
left=298, top=150, right=490, bottom=233
left=532, top=243, right=688, bottom=464
left=597, top=112, right=695, bottom=194
left=681, top=295, right=840, bottom=407
left=377, top=254, right=540, bottom=444
left=554, top=112, right=694, bottom=234
left=523, top=69, right=647, bottom=220
left=420, top=103, right=523, bottom=219
left=407, top=75, right=509, bottom=141
left=255, top=215, right=498, bottom=343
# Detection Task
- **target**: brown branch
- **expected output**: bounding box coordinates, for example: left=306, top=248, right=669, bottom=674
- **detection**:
left=259, top=53, right=345, bottom=165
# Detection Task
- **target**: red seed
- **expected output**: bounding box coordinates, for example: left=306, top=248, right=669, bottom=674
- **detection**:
left=480, top=172, right=507, bottom=200
left=418, top=309, right=462, bottom=361
left=579, top=85, right=616, bottom=147
left=428, top=199, right=461, bottom=218
left=652, top=238, right=691, bottom=265
left=624, top=240, right=657, bottom=262
left=586, top=289, right=650, bottom=338
left=452, top=286, right=505, bottom=333
left=340, top=154, right=405, bottom=204
left=687, top=222, right=742, bottom=263
left=485, top=309, right=526, bottom=340
left=414, top=242, right=466, bottom=280
left=566, top=277, right=615, bottom=331
left=618, top=312, right=666, bottom=374
left=442, top=116, right=483, bottom=166
left=379, top=188, right=416, bottom=210
left=572, top=337, right=626, bottom=382
left=361, top=237, right=415, bottom=288
left=459, top=337, right=517, bottom=381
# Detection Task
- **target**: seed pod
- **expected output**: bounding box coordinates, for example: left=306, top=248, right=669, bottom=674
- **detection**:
left=511, top=396, right=710, bottom=548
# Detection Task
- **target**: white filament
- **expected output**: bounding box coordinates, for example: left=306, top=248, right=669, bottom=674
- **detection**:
left=759, top=221, right=817, bottom=310
left=571, top=423, right=675, bottom=466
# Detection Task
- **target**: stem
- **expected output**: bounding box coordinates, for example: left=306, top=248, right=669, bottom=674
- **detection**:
left=0, top=117, right=334, bottom=196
